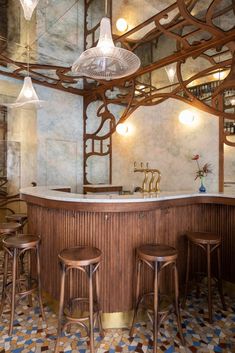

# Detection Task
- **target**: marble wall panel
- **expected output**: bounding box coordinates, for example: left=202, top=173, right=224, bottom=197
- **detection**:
left=45, top=139, right=78, bottom=192
left=0, top=78, right=37, bottom=191
left=224, top=136, right=235, bottom=184
left=112, top=99, right=219, bottom=193
left=36, top=86, right=83, bottom=192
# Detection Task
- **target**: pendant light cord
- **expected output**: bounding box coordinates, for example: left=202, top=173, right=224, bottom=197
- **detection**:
left=27, top=21, right=30, bottom=77
left=105, top=0, right=108, bottom=17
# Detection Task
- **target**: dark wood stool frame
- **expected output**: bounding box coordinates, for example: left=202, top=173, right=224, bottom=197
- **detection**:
left=183, top=232, right=226, bottom=323
left=5, top=214, right=28, bottom=233
left=0, top=234, right=46, bottom=335
left=130, top=244, right=185, bottom=353
left=54, top=246, right=103, bottom=353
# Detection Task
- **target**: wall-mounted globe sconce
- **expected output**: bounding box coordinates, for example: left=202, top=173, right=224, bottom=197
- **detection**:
left=179, top=110, right=196, bottom=125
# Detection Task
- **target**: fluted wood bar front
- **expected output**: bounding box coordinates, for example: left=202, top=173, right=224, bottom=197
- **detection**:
left=20, top=187, right=235, bottom=314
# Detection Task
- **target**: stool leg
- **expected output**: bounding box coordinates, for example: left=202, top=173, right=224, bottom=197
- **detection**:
left=217, top=246, right=226, bottom=310
left=173, top=263, right=185, bottom=346
left=54, top=263, right=66, bottom=353
left=28, top=250, right=33, bottom=307
left=88, top=264, right=95, bottom=353
left=207, top=244, right=212, bottom=323
left=153, top=261, right=159, bottom=353
left=130, top=258, right=142, bottom=337
left=36, top=245, right=45, bottom=321
left=95, top=264, right=104, bottom=337
left=0, top=250, right=9, bottom=317
left=9, top=248, right=17, bottom=335
left=183, top=239, right=190, bottom=308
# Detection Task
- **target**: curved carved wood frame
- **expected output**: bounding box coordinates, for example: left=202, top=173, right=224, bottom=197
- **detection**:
left=0, top=0, right=234, bottom=187
left=82, top=0, right=235, bottom=186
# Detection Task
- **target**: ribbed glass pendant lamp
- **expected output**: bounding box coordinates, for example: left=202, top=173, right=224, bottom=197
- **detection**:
left=4, top=41, right=44, bottom=109
left=72, top=1, right=140, bottom=80
left=6, top=76, right=44, bottom=109
left=20, top=0, right=39, bottom=21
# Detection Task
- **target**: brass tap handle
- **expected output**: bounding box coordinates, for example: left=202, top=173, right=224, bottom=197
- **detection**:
left=142, top=170, right=149, bottom=193
left=148, top=171, right=155, bottom=193
left=154, top=172, right=161, bottom=193
left=140, top=162, right=143, bottom=168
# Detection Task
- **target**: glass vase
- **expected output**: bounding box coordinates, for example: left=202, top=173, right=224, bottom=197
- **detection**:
left=199, top=176, right=206, bottom=193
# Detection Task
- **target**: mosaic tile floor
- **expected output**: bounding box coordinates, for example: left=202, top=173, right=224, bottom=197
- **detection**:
left=0, top=290, right=234, bottom=353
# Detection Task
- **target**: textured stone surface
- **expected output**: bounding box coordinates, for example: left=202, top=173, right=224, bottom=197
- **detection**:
left=112, top=99, right=219, bottom=193
left=36, top=85, right=83, bottom=193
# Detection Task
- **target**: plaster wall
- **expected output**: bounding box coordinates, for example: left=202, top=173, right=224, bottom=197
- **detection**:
left=36, top=86, right=83, bottom=193
left=112, top=99, right=219, bottom=193
left=224, top=136, right=235, bottom=191
left=0, top=78, right=37, bottom=193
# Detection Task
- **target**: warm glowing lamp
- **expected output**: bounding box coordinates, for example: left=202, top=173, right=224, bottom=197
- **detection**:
left=165, top=64, right=176, bottom=84
left=179, top=110, right=195, bottom=125
left=72, top=14, right=140, bottom=80
left=213, top=70, right=225, bottom=80
left=3, top=77, right=44, bottom=109
left=116, top=18, right=128, bottom=32
left=116, top=123, right=129, bottom=136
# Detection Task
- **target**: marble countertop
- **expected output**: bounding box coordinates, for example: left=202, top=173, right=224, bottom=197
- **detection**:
left=20, top=185, right=235, bottom=204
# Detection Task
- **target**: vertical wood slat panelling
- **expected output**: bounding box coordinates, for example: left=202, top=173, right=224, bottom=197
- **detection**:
left=27, top=202, right=235, bottom=313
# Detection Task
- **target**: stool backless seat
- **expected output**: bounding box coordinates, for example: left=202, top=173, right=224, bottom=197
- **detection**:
left=54, top=246, right=103, bottom=353
left=0, top=234, right=46, bottom=335
left=130, top=243, right=185, bottom=353
left=183, top=231, right=226, bottom=323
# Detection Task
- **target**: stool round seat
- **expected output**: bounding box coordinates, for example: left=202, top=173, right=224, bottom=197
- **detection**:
left=59, top=246, right=102, bottom=266
left=2, top=234, right=40, bottom=249
left=187, top=231, right=220, bottom=245
left=184, top=231, right=226, bottom=323
left=55, top=245, right=103, bottom=353
left=0, top=233, right=45, bottom=335
left=131, top=243, right=185, bottom=352
left=0, top=222, right=22, bottom=234
left=138, top=243, right=177, bottom=262
left=5, top=213, right=27, bottom=224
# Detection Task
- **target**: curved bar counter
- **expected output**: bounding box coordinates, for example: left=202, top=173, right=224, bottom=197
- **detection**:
left=21, top=186, right=235, bottom=317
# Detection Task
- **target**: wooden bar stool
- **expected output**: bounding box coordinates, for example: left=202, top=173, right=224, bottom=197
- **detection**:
left=130, top=244, right=185, bottom=353
left=54, top=246, right=103, bottom=353
left=5, top=213, right=28, bottom=229
left=183, top=232, right=226, bottom=323
left=0, top=222, right=22, bottom=236
left=0, top=234, right=46, bottom=335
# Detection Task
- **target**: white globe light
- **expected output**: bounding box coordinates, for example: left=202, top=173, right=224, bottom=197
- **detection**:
left=116, top=18, right=128, bottom=32
left=179, top=110, right=195, bottom=125
left=116, top=123, right=129, bottom=136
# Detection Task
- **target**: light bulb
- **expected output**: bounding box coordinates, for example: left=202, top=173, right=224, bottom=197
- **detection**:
left=179, top=110, right=195, bottom=125
left=116, top=18, right=128, bottom=32
left=23, top=88, right=33, bottom=98
left=100, top=40, right=112, bottom=55
left=213, top=70, right=225, bottom=80
left=25, top=0, right=33, bottom=4
left=116, top=123, right=129, bottom=136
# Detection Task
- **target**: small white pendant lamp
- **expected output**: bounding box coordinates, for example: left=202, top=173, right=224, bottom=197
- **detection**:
left=4, top=42, right=44, bottom=109
left=20, top=0, right=39, bottom=21
left=72, top=1, right=140, bottom=80
left=165, top=64, right=176, bottom=84
left=6, top=76, right=44, bottom=109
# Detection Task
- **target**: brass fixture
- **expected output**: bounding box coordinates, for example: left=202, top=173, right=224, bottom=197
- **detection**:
left=134, top=162, right=161, bottom=193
